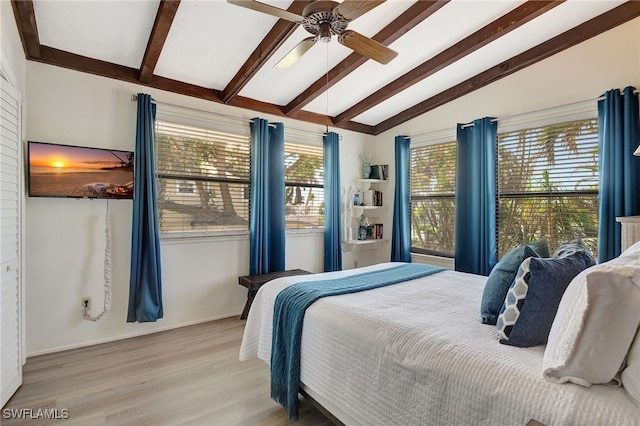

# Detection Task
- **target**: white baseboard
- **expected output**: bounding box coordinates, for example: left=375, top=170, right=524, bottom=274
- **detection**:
left=27, top=313, right=240, bottom=358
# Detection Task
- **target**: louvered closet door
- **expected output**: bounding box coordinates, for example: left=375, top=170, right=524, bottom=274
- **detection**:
left=1, top=77, right=22, bottom=407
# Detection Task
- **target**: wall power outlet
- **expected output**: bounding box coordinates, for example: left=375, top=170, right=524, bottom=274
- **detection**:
left=82, top=297, right=91, bottom=310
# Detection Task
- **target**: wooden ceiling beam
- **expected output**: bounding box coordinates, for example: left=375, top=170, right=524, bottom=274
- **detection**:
left=284, top=0, right=449, bottom=115
left=37, top=46, right=149, bottom=85
left=11, top=0, right=41, bottom=59
left=227, top=95, right=375, bottom=133
left=335, top=0, right=563, bottom=125
left=12, top=0, right=637, bottom=137
left=139, top=0, right=181, bottom=84
left=32, top=46, right=375, bottom=134
left=373, top=1, right=640, bottom=135
left=222, top=1, right=315, bottom=104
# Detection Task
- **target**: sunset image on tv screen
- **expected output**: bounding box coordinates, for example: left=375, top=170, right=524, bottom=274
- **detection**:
left=28, top=142, right=134, bottom=199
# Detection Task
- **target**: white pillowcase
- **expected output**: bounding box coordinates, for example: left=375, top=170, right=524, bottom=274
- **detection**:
left=622, top=329, right=640, bottom=406
left=542, top=256, right=640, bottom=386
left=620, top=240, right=640, bottom=259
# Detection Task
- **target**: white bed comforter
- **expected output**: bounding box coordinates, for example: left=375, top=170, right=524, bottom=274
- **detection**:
left=240, top=262, right=640, bottom=426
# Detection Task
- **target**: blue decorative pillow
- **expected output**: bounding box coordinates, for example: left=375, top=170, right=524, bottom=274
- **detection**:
left=496, top=252, right=591, bottom=347
left=480, top=245, right=538, bottom=325
left=528, top=236, right=551, bottom=258
left=553, top=238, right=596, bottom=267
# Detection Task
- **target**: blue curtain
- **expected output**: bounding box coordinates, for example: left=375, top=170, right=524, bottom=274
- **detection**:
left=323, top=132, right=342, bottom=271
left=455, top=118, right=498, bottom=276
left=128, top=93, right=163, bottom=322
left=391, top=136, right=411, bottom=262
left=597, top=86, right=640, bottom=262
left=250, top=118, right=285, bottom=275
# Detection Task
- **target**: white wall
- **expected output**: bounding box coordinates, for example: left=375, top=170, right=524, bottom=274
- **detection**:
left=24, top=63, right=376, bottom=355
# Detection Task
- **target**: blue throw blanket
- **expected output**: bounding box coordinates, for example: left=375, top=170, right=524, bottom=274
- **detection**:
left=270, top=263, right=446, bottom=419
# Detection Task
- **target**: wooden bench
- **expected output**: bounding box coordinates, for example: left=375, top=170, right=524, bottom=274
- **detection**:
left=238, top=269, right=311, bottom=319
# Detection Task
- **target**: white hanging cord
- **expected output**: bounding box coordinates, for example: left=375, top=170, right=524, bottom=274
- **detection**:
left=82, top=200, right=112, bottom=321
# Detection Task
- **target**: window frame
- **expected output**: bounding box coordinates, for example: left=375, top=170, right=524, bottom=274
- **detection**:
left=283, top=134, right=325, bottom=233
left=409, top=139, right=457, bottom=258
left=496, top=117, right=599, bottom=257
left=409, top=110, right=599, bottom=259
left=154, top=109, right=252, bottom=240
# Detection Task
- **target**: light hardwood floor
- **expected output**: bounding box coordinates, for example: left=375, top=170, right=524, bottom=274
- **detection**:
left=3, top=317, right=333, bottom=426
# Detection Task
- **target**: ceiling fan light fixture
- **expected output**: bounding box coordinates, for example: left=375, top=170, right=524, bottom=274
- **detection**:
left=319, top=22, right=332, bottom=43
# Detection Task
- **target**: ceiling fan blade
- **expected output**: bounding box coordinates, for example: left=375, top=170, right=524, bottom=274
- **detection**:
left=274, top=37, right=317, bottom=69
left=334, top=0, right=386, bottom=21
left=227, top=0, right=304, bottom=23
left=338, top=30, right=398, bottom=65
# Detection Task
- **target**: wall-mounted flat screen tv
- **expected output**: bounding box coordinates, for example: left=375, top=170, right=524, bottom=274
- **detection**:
left=28, top=141, right=134, bottom=199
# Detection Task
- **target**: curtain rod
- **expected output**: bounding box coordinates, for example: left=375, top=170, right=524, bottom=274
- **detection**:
left=131, top=94, right=330, bottom=137
left=131, top=94, right=254, bottom=125
left=459, top=89, right=639, bottom=129
left=408, top=128, right=453, bottom=141
left=410, top=95, right=600, bottom=138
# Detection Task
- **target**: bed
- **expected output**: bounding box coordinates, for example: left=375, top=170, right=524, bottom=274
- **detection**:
left=239, top=261, right=640, bottom=425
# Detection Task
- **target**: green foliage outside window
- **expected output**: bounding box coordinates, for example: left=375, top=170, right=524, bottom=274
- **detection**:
left=155, top=121, right=251, bottom=234
left=410, top=118, right=599, bottom=258
left=154, top=121, right=325, bottom=235
left=496, top=119, right=599, bottom=257
left=410, top=142, right=456, bottom=256
left=284, top=142, right=324, bottom=229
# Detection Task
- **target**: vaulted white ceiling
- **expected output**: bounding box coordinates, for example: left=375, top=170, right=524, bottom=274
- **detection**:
left=12, top=0, right=637, bottom=134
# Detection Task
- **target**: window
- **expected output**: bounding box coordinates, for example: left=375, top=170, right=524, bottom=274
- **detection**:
left=284, top=142, right=324, bottom=229
left=410, top=141, right=456, bottom=256
left=154, top=120, right=251, bottom=235
left=497, top=118, right=599, bottom=257
left=409, top=118, right=599, bottom=259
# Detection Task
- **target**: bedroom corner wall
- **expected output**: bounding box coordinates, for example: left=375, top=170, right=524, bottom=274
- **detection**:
left=24, top=62, right=377, bottom=356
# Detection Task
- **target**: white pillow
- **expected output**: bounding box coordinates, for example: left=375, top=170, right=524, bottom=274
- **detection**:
left=620, top=240, right=640, bottom=259
left=542, top=256, right=640, bottom=386
left=622, top=328, right=640, bottom=406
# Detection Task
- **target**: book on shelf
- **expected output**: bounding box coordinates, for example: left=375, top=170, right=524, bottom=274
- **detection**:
left=356, top=223, right=383, bottom=240
left=361, top=190, right=383, bottom=206
left=372, top=223, right=383, bottom=239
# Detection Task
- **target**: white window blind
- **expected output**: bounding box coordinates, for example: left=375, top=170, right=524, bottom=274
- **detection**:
left=497, top=118, right=599, bottom=257
left=410, top=141, right=456, bottom=256
left=155, top=120, right=251, bottom=235
left=284, top=141, right=324, bottom=229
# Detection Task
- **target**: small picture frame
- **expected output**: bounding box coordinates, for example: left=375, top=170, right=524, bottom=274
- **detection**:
left=357, top=226, right=369, bottom=240
left=369, top=165, right=381, bottom=179
left=353, top=192, right=361, bottom=206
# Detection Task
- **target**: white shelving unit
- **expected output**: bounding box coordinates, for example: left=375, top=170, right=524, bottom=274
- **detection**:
left=343, top=179, right=389, bottom=251
left=342, top=239, right=388, bottom=251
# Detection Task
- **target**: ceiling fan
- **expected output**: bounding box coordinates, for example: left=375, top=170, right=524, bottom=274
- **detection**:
left=227, top=0, right=398, bottom=69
